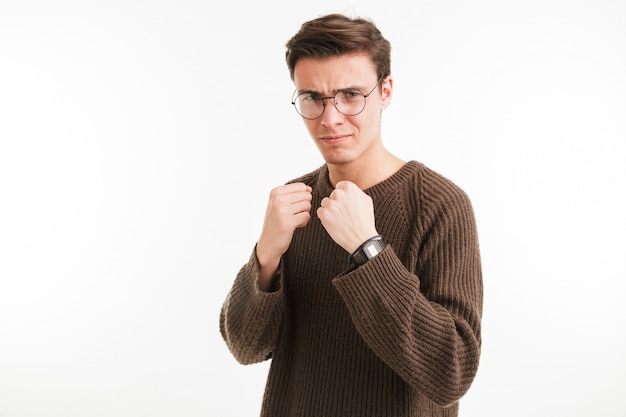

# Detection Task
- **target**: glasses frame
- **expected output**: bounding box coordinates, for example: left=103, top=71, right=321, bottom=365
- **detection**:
left=291, top=75, right=385, bottom=120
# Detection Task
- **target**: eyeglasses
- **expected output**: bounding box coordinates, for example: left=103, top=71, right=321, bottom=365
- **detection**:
left=291, top=75, right=384, bottom=120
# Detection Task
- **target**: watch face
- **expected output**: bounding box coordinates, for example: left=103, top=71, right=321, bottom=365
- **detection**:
left=352, top=238, right=385, bottom=266
left=364, top=242, right=381, bottom=258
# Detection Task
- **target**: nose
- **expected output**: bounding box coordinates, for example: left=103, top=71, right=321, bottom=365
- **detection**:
left=320, top=97, right=344, bottom=126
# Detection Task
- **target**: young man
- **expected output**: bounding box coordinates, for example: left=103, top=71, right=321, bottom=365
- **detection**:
left=220, top=13, right=483, bottom=417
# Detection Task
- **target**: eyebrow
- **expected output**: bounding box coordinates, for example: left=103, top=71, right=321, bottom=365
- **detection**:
left=297, top=84, right=368, bottom=96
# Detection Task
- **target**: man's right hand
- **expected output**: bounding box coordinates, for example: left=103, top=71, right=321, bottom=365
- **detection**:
left=256, top=182, right=312, bottom=291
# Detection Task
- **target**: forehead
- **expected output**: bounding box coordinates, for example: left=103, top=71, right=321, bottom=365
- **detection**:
left=293, top=53, right=378, bottom=92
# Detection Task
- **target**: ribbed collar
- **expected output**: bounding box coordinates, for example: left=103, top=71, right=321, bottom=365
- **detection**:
left=315, top=160, right=421, bottom=200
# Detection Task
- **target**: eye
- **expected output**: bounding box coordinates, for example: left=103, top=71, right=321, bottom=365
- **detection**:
left=339, top=90, right=362, bottom=101
left=299, top=92, right=321, bottom=102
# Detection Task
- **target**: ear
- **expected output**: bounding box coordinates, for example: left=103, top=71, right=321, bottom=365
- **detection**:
left=380, top=75, right=393, bottom=109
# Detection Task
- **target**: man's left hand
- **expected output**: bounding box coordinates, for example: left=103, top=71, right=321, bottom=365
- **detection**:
left=317, top=181, right=379, bottom=254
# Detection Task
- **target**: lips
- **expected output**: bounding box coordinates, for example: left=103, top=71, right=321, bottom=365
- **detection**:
left=319, top=134, right=350, bottom=144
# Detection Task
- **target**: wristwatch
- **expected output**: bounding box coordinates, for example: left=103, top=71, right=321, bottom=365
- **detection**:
left=351, top=236, right=386, bottom=266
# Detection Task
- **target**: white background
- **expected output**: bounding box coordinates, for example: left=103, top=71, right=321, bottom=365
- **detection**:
left=1, top=1, right=625, bottom=416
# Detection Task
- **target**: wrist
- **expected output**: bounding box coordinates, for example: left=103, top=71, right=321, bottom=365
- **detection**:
left=256, top=245, right=282, bottom=291
left=349, top=235, right=386, bottom=266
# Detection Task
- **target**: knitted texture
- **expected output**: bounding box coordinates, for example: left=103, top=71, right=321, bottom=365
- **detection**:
left=220, top=161, right=483, bottom=417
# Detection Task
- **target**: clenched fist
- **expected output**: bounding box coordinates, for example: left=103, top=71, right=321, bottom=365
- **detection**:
left=317, top=181, right=378, bottom=254
left=256, top=182, right=312, bottom=290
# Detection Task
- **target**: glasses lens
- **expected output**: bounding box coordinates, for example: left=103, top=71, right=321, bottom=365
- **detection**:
left=292, top=90, right=367, bottom=119
left=335, top=90, right=366, bottom=116
left=294, top=94, right=323, bottom=119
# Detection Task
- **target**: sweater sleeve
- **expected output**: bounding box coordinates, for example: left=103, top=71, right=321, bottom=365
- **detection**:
left=219, top=248, right=286, bottom=365
left=333, top=185, right=482, bottom=407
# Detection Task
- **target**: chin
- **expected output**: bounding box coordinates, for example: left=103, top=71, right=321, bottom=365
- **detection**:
left=321, top=154, right=355, bottom=166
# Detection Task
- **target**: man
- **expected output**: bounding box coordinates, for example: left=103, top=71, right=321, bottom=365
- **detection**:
left=220, top=13, right=482, bottom=417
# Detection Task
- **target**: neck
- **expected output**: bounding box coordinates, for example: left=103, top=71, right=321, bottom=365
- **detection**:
left=327, top=148, right=405, bottom=190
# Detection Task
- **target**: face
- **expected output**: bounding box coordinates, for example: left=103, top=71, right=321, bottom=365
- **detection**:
left=293, top=53, right=392, bottom=167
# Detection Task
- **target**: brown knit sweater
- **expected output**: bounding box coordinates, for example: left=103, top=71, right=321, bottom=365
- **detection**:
left=220, top=161, right=483, bottom=417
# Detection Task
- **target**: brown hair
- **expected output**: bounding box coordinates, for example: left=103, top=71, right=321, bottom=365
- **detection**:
left=285, top=13, right=391, bottom=81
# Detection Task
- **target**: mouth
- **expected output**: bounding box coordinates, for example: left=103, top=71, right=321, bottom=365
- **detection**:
left=319, top=134, right=350, bottom=145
